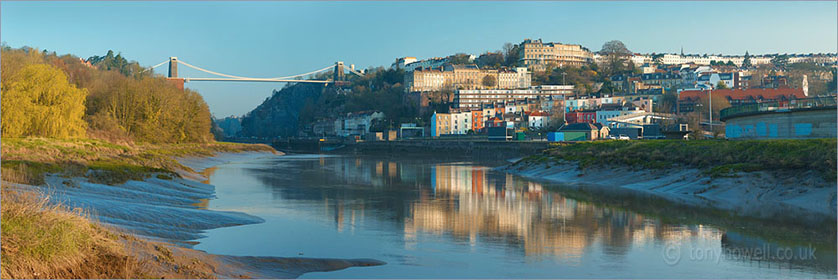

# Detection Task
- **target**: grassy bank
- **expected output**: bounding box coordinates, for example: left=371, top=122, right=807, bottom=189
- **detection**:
left=1, top=188, right=146, bottom=278
left=1, top=137, right=277, bottom=278
left=1, top=137, right=276, bottom=185
left=0, top=187, right=252, bottom=278
left=528, top=139, right=837, bottom=180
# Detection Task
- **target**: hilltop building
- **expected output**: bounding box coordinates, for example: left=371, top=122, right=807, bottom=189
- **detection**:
left=405, top=64, right=531, bottom=93
left=518, top=38, right=593, bottom=71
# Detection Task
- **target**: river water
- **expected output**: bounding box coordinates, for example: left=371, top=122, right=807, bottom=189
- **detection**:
left=192, top=154, right=836, bottom=278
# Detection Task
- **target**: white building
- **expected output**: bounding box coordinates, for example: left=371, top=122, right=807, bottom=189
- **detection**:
left=455, top=85, right=573, bottom=109
left=630, top=54, right=652, bottom=66
left=595, top=105, right=645, bottom=126
left=696, top=72, right=740, bottom=89
left=432, top=110, right=473, bottom=136
left=497, top=67, right=532, bottom=89
left=451, top=111, right=472, bottom=134
left=392, top=57, right=418, bottom=69
left=335, top=111, right=385, bottom=137
left=527, top=112, right=550, bottom=129
left=404, top=57, right=448, bottom=72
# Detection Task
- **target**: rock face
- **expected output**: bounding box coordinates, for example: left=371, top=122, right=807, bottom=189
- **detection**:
left=241, top=83, right=325, bottom=138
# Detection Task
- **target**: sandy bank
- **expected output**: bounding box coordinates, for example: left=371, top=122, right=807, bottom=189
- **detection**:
left=501, top=160, right=837, bottom=225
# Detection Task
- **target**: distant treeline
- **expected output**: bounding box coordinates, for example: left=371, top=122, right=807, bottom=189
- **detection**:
left=1, top=46, right=213, bottom=143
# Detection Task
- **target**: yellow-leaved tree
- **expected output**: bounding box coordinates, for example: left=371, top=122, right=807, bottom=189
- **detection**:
left=1, top=64, right=87, bottom=138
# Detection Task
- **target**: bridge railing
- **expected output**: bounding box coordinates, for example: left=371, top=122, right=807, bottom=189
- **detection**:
left=719, top=95, right=837, bottom=121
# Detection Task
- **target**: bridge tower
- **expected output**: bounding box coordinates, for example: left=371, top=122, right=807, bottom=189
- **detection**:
left=168, top=57, right=178, bottom=78
left=334, top=61, right=345, bottom=81
left=166, top=57, right=184, bottom=90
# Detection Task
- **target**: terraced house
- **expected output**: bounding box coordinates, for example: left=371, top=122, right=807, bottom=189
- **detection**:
left=405, top=64, right=531, bottom=92
left=518, top=38, right=593, bottom=71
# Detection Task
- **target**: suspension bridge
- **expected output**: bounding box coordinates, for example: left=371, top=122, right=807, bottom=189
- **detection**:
left=144, top=57, right=365, bottom=89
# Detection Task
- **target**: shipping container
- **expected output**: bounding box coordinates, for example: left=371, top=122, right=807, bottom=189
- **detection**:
left=563, top=132, right=588, bottom=141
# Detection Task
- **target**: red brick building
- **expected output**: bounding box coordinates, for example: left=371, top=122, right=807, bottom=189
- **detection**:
left=565, top=110, right=597, bottom=124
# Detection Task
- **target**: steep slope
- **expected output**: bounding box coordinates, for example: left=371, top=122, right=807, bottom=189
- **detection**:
left=240, top=83, right=325, bottom=138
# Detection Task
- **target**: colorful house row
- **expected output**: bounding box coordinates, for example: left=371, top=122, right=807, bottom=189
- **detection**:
left=431, top=108, right=555, bottom=137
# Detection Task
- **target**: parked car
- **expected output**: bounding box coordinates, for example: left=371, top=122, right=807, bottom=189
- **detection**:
left=606, top=135, right=617, bottom=140
left=617, top=134, right=630, bottom=140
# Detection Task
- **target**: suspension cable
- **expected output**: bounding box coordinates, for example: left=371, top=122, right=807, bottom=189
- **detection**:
left=177, top=59, right=251, bottom=79
left=178, top=59, right=335, bottom=80
left=139, top=60, right=170, bottom=73
left=269, top=65, right=334, bottom=79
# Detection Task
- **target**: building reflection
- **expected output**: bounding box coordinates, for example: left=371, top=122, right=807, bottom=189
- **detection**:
left=255, top=157, right=728, bottom=263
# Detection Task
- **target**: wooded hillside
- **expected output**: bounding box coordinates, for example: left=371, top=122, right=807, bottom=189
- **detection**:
left=1, top=46, right=213, bottom=143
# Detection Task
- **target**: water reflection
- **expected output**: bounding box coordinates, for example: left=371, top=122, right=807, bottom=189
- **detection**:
left=416, top=163, right=722, bottom=262
left=224, top=155, right=834, bottom=277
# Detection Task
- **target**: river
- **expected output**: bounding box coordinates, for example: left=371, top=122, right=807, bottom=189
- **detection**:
left=192, top=154, right=836, bottom=278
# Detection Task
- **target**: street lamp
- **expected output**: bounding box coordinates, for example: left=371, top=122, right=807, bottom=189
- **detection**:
left=708, top=88, right=713, bottom=133
left=561, top=72, right=567, bottom=85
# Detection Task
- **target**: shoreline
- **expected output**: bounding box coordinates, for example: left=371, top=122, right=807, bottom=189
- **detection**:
left=500, top=159, right=837, bottom=225
left=2, top=144, right=385, bottom=278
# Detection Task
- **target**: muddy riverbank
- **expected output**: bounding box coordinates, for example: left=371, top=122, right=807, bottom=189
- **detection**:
left=500, top=159, right=837, bottom=226
left=3, top=150, right=385, bottom=278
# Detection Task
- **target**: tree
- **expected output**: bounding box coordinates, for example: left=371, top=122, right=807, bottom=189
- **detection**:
left=599, top=40, right=632, bottom=77
left=87, top=50, right=147, bottom=79
left=1, top=46, right=215, bottom=143
left=447, top=53, right=472, bottom=65
left=600, top=40, right=631, bottom=57
left=656, top=92, right=679, bottom=113
left=651, top=53, right=664, bottom=65
left=502, top=43, right=521, bottom=67
left=482, top=75, right=497, bottom=88
left=771, top=55, right=789, bottom=69
left=715, top=81, right=729, bottom=89
left=742, top=51, right=752, bottom=68
left=699, top=91, right=731, bottom=120
left=476, top=52, right=504, bottom=69
left=1, top=64, right=87, bottom=138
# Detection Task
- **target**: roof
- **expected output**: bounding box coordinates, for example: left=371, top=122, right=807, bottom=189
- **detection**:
left=598, top=103, right=624, bottom=111
left=679, top=88, right=806, bottom=102
left=641, top=72, right=681, bottom=80
left=559, top=122, right=598, bottom=131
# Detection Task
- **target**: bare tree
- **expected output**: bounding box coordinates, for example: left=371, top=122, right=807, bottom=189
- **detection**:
left=599, top=40, right=632, bottom=76
left=482, top=75, right=497, bottom=88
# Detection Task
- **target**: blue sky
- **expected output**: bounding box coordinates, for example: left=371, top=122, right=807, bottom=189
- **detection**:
left=3, top=1, right=836, bottom=117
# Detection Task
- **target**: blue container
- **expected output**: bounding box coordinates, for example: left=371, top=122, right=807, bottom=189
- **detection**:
left=547, top=132, right=563, bottom=142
